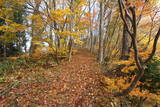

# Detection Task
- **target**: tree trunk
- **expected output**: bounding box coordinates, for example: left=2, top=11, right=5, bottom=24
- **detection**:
left=49, top=24, right=53, bottom=47
left=68, top=37, right=73, bottom=62
left=98, top=1, right=104, bottom=63
left=3, top=44, right=6, bottom=58
left=89, top=0, right=93, bottom=53
left=120, top=15, right=130, bottom=60
left=29, top=3, right=41, bottom=55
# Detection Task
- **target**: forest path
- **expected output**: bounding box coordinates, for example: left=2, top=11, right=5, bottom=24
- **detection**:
left=0, top=49, right=109, bottom=106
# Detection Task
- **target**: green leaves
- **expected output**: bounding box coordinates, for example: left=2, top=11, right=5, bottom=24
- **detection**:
left=140, top=57, right=160, bottom=93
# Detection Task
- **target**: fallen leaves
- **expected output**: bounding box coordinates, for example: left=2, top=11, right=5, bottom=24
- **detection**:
left=0, top=49, right=108, bottom=106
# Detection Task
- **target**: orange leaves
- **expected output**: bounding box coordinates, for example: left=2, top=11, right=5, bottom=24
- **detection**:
left=134, top=0, right=145, bottom=7
left=0, top=49, right=102, bottom=106
left=49, top=90, right=57, bottom=95
left=129, top=88, right=149, bottom=97
left=7, top=57, right=19, bottom=60
left=125, top=0, right=145, bottom=8
left=124, top=0, right=158, bottom=18
left=103, top=76, right=130, bottom=92
left=121, top=65, right=136, bottom=73
left=103, top=75, right=151, bottom=98
left=127, top=0, right=157, bottom=7
left=113, top=60, right=131, bottom=65
left=139, top=50, right=151, bottom=58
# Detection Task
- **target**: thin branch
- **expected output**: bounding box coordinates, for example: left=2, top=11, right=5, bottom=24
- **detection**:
left=118, top=0, right=132, bottom=37
left=144, top=27, right=160, bottom=64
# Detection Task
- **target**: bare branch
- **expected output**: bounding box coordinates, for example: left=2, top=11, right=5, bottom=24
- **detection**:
left=144, top=27, right=160, bottom=64
left=118, top=0, right=132, bottom=37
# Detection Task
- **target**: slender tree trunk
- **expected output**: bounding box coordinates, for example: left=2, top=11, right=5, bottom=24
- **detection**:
left=103, top=12, right=111, bottom=57
left=29, top=3, right=41, bottom=55
left=68, top=37, right=73, bottom=61
left=89, top=0, right=93, bottom=53
left=120, top=15, right=130, bottom=60
left=98, top=1, right=104, bottom=63
left=3, top=44, right=6, bottom=58
left=49, top=24, right=53, bottom=47
left=68, top=0, right=74, bottom=61
left=116, top=0, right=160, bottom=96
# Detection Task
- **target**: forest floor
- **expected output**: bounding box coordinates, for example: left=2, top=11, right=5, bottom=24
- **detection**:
left=0, top=49, right=111, bottom=106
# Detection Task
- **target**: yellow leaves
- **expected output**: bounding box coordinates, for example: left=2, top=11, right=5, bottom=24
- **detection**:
left=15, top=0, right=25, bottom=5
left=7, top=57, right=19, bottom=60
left=74, top=38, right=84, bottom=45
left=0, top=0, right=25, bottom=6
left=0, top=8, right=14, bottom=19
left=0, top=32, right=16, bottom=43
left=32, top=47, right=44, bottom=59
left=0, top=20, right=27, bottom=33
left=0, top=25, right=15, bottom=32
left=50, top=9, right=71, bottom=22
left=10, top=23, right=27, bottom=32
left=29, top=15, right=45, bottom=27
left=0, top=22, right=27, bottom=43
left=114, top=60, right=131, bottom=65
left=31, top=41, right=49, bottom=59
left=148, top=93, right=160, bottom=104
left=56, top=30, right=81, bottom=37
left=56, top=9, right=71, bottom=16
left=0, top=1, right=4, bottom=6
left=103, top=76, right=131, bottom=92
left=43, top=38, right=52, bottom=44
left=57, top=48, right=68, bottom=56
left=113, top=56, right=135, bottom=66
left=19, top=53, right=29, bottom=59
left=29, top=15, right=41, bottom=21
left=57, top=31, right=70, bottom=36
left=16, top=25, right=27, bottom=31
left=32, top=41, right=44, bottom=47
left=76, top=0, right=87, bottom=8
left=70, top=32, right=81, bottom=37
left=121, top=66, right=136, bottom=73
left=103, top=77, right=118, bottom=91
left=35, top=0, right=42, bottom=4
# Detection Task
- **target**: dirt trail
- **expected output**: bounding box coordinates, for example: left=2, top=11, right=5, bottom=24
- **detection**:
left=0, top=49, right=108, bottom=106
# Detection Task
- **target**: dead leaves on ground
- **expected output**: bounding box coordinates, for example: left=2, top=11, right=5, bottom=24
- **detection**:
left=0, top=50, right=110, bottom=106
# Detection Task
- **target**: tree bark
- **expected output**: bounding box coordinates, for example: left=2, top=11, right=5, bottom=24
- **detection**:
left=98, top=1, right=104, bottom=63
left=89, top=0, right=94, bottom=53
left=115, top=0, right=160, bottom=96
left=3, top=44, right=6, bottom=58
left=120, top=15, right=130, bottom=60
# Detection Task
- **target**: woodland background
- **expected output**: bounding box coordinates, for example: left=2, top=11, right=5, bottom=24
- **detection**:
left=0, top=0, right=160, bottom=106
